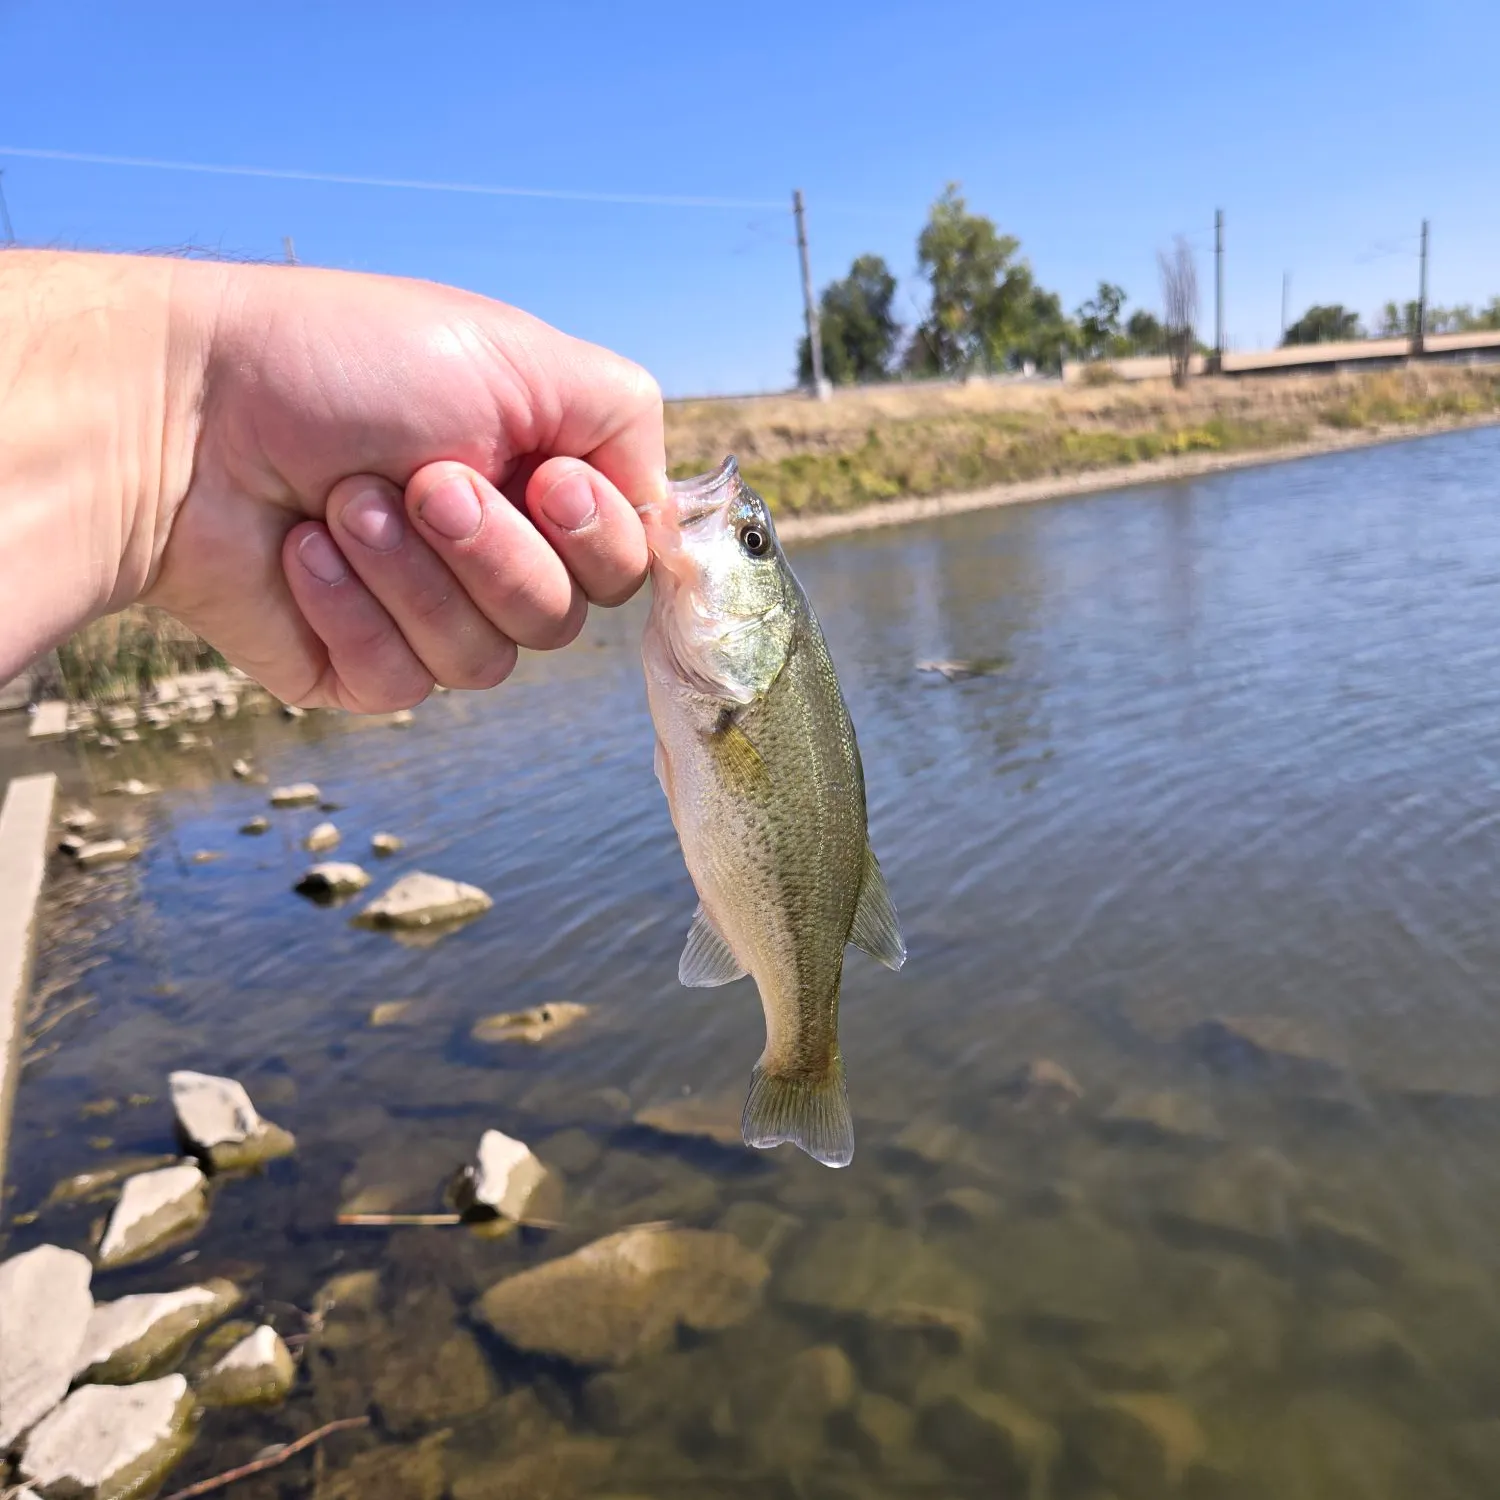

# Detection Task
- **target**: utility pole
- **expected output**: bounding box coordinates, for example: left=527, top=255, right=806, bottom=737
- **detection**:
left=792, top=190, right=830, bottom=400
left=282, top=235, right=298, bottom=265
left=0, top=172, right=15, bottom=246
left=1281, top=271, right=1290, bottom=342
left=1415, top=218, right=1429, bottom=355
left=1212, top=208, right=1224, bottom=371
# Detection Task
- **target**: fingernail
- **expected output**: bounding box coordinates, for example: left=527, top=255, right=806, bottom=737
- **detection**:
left=418, top=476, right=483, bottom=542
left=298, top=530, right=348, bottom=584
left=342, top=487, right=405, bottom=553
left=538, top=472, right=597, bottom=532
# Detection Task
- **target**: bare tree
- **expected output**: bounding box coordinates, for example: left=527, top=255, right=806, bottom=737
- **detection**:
left=1158, top=236, right=1199, bottom=387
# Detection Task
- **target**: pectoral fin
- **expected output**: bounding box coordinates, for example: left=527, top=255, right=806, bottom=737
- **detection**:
left=706, top=712, right=768, bottom=793
left=679, top=903, right=747, bottom=987
left=850, top=844, right=907, bottom=970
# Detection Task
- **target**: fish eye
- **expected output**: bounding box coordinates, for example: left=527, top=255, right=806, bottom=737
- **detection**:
left=739, top=523, right=770, bottom=558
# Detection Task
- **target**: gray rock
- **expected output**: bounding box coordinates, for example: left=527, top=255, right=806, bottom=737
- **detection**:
left=295, top=862, right=371, bottom=897
left=355, top=871, right=493, bottom=930
left=17, top=1375, right=196, bottom=1500
left=74, top=839, right=143, bottom=868
left=371, top=831, right=405, bottom=855
left=1071, top=1392, right=1207, bottom=1496
left=453, top=1129, right=551, bottom=1220
left=195, top=1325, right=296, bottom=1407
left=97, top=1162, right=209, bottom=1268
left=269, top=782, right=321, bottom=806
left=303, top=820, right=341, bottom=852
left=477, top=1225, right=769, bottom=1367
left=76, top=1279, right=241, bottom=1384
left=1099, top=1088, right=1223, bottom=1145
left=239, top=815, right=270, bottom=835
left=471, top=1001, right=589, bottom=1044
left=715, top=1200, right=801, bottom=1262
left=0, top=1245, right=94, bottom=1448
left=920, top=1391, right=1057, bottom=1488
left=169, top=1070, right=296, bottom=1170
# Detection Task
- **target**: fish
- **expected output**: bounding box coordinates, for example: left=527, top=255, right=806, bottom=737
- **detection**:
left=640, top=456, right=906, bottom=1168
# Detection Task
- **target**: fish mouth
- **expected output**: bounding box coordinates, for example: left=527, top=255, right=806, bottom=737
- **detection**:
left=669, top=456, right=743, bottom=525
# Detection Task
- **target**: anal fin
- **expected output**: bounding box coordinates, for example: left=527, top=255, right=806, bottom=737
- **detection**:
left=850, top=843, right=907, bottom=970
left=678, top=903, right=747, bottom=987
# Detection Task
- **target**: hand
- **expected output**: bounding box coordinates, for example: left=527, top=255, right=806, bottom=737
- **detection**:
left=148, top=261, right=664, bottom=710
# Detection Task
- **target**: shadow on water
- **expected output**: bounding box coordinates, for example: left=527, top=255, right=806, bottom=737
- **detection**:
left=11, top=427, right=1500, bottom=1494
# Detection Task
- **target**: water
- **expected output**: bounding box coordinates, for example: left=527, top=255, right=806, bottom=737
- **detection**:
left=10, top=427, right=1500, bottom=1495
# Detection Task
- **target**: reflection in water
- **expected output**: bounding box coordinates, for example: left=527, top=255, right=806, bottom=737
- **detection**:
left=11, top=427, right=1500, bottom=1494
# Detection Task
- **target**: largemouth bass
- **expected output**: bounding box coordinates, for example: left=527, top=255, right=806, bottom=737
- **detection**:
left=641, top=457, right=905, bottom=1168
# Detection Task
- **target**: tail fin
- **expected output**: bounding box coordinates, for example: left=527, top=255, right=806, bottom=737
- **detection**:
left=741, top=1057, right=854, bottom=1168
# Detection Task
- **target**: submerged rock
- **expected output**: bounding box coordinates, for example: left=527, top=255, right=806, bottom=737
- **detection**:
left=368, top=1000, right=417, bottom=1028
left=196, top=1324, right=296, bottom=1407
left=17, top=1375, right=196, bottom=1500
left=920, top=1391, right=1057, bottom=1488
left=316, top=1430, right=451, bottom=1500
left=103, top=779, right=159, bottom=797
left=239, top=815, right=270, bottom=835
left=355, top=871, right=492, bottom=930
left=1156, top=1148, right=1301, bottom=1262
left=371, top=831, right=404, bottom=856
left=449, top=1439, right=616, bottom=1500
left=269, top=782, right=321, bottom=807
left=1099, top=1088, right=1223, bottom=1145
left=295, top=862, right=371, bottom=898
left=231, top=758, right=252, bottom=779
left=370, top=1322, right=497, bottom=1436
left=1307, top=1307, right=1425, bottom=1382
left=634, top=1093, right=743, bottom=1146
left=97, top=1162, right=209, bottom=1268
left=1001, top=1057, right=1084, bottom=1114
left=303, top=820, right=341, bottom=852
left=452, top=1129, right=551, bottom=1220
left=390, top=708, right=415, bottom=727
left=916, top=658, right=1008, bottom=681
left=47, top=1154, right=179, bottom=1206
left=1071, top=1392, right=1207, bottom=1495
left=76, top=1280, right=242, bottom=1384
left=715, top=1200, right=801, bottom=1262
left=471, top=1000, right=588, bottom=1044
left=834, top=1390, right=916, bottom=1471
left=1184, top=1015, right=1343, bottom=1078
left=169, top=1070, right=296, bottom=1170
left=477, top=1225, right=769, bottom=1367
left=62, top=807, right=100, bottom=832
left=74, top=839, right=143, bottom=869
left=0, top=1245, right=94, bottom=1448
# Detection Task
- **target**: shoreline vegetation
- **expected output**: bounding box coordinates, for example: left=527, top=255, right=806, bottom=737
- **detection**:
left=37, top=365, right=1500, bottom=699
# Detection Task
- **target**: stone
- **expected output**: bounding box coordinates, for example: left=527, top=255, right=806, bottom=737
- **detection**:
left=453, top=1129, right=551, bottom=1220
left=29, top=700, right=69, bottom=739
left=101, top=705, right=138, bottom=730
left=1184, top=1015, right=1343, bottom=1078
left=449, top=1439, right=616, bottom=1500
left=477, top=1225, right=769, bottom=1367
left=174, top=731, right=202, bottom=750
left=75, top=839, right=143, bottom=868
left=62, top=807, right=100, bottom=832
left=369, top=1000, right=417, bottom=1028
left=142, top=707, right=171, bottom=729
left=537, top=1127, right=603, bottom=1176
left=76, top=1279, right=242, bottom=1384
left=239, top=815, right=270, bottom=835
left=1099, top=1088, right=1223, bottom=1145
left=103, top=779, right=158, bottom=797
left=1000, top=1057, right=1083, bottom=1114
left=57, top=833, right=87, bottom=856
left=471, top=1000, right=588, bottom=1044
left=212, top=692, right=238, bottom=717
left=834, top=1390, right=915, bottom=1471
left=1298, top=1205, right=1401, bottom=1281
left=281, top=702, right=306, bottom=718
left=390, top=708, right=415, bottom=726
left=118, top=730, right=139, bottom=744
left=634, top=1093, right=743, bottom=1146
left=930, top=1186, right=1002, bottom=1230
left=1081, top=1325, right=1234, bottom=1389
left=97, top=1162, right=209, bottom=1268
left=96, top=735, right=120, bottom=751
left=189, top=850, right=222, bottom=864
left=920, top=1391, right=1057, bottom=1489
left=371, top=831, right=405, bottom=855
left=181, top=697, right=215, bottom=724
left=1072, top=1392, right=1207, bottom=1495
left=0, top=1245, right=94, bottom=1448
left=195, top=1325, right=296, bottom=1406
left=269, top=782, right=321, bottom=806
left=356, top=871, right=493, bottom=930
left=889, top=1117, right=972, bottom=1167
left=1308, top=1308, right=1425, bottom=1382
left=786, top=1344, right=858, bottom=1415
left=47, top=1154, right=179, bottom=1206
left=295, top=862, right=371, bottom=897
left=316, top=1431, right=451, bottom=1500
left=169, top=1069, right=295, bottom=1170
left=303, top=819, right=341, bottom=851
left=915, top=659, right=1006, bottom=681
left=17, top=1377, right=195, bottom=1499
left=715, top=1200, right=800, bottom=1261
left=371, top=1324, right=497, bottom=1435
left=231, top=757, right=252, bottom=779
left=1156, top=1148, right=1301, bottom=1262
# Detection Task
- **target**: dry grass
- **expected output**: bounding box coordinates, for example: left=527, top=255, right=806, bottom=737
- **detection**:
left=666, top=366, right=1500, bottom=515
left=57, top=606, right=223, bottom=702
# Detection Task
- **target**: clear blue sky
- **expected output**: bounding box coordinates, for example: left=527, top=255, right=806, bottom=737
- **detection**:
left=3, top=1, right=1498, bottom=395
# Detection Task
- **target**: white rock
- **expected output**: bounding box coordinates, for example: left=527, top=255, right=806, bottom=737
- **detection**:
left=370, top=832, right=404, bottom=856
left=231, top=758, right=252, bottom=779
left=168, top=1071, right=295, bottom=1169
left=102, top=705, right=138, bottom=730
left=150, top=678, right=181, bottom=704
left=389, top=708, right=415, bottom=727
left=355, top=871, right=493, bottom=930
left=281, top=703, right=306, bottom=719
left=62, top=808, right=100, bottom=832
left=97, top=1163, right=208, bottom=1269
left=18, top=1376, right=195, bottom=1498
left=103, top=779, right=158, bottom=797
left=76, top=1281, right=240, bottom=1384
left=57, top=834, right=87, bottom=857
left=142, top=706, right=172, bottom=729
left=181, top=696, right=215, bottom=724
left=213, top=692, right=239, bottom=718
left=303, top=820, right=340, bottom=852
left=0, top=1245, right=94, bottom=1448
left=119, top=729, right=140, bottom=744
left=269, top=783, right=320, bottom=807
left=196, top=1325, right=296, bottom=1407
left=295, top=862, right=370, bottom=897
left=28, top=701, right=69, bottom=739
left=75, top=839, right=142, bottom=868
left=460, top=1130, right=549, bottom=1219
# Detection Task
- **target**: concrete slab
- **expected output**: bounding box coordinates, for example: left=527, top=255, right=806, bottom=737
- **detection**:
left=27, top=702, right=68, bottom=740
left=0, top=773, right=57, bottom=1189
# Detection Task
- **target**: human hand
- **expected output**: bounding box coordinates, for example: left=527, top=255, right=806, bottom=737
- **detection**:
left=143, top=260, right=664, bottom=710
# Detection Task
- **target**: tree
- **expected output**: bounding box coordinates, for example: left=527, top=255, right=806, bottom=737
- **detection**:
left=1075, top=282, right=1126, bottom=361
left=1158, top=237, right=1198, bottom=387
left=1124, top=308, right=1166, bottom=355
left=1378, top=300, right=1421, bottom=338
left=796, top=254, right=901, bottom=385
left=1282, top=304, right=1363, bottom=346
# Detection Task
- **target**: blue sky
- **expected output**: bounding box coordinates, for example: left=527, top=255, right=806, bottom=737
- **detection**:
left=3, top=1, right=1498, bottom=395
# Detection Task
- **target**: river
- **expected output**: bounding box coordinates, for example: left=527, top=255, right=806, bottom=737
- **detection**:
left=9, top=425, right=1500, bottom=1495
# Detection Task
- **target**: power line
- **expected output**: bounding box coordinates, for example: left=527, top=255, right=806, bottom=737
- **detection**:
left=0, top=144, right=790, bottom=211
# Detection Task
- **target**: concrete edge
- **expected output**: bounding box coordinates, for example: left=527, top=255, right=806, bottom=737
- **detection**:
left=0, top=773, right=57, bottom=1190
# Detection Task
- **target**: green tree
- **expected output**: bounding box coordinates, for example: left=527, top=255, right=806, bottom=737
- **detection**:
left=1282, top=304, right=1363, bottom=345
left=1076, top=282, right=1126, bottom=360
left=1378, top=300, right=1422, bottom=338
left=1124, top=308, right=1166, bottom=355
left=796, top=254, right=901, bottom=385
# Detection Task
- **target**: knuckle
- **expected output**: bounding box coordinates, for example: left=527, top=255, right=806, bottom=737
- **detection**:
left=443, top=640, right=518, bottom=691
